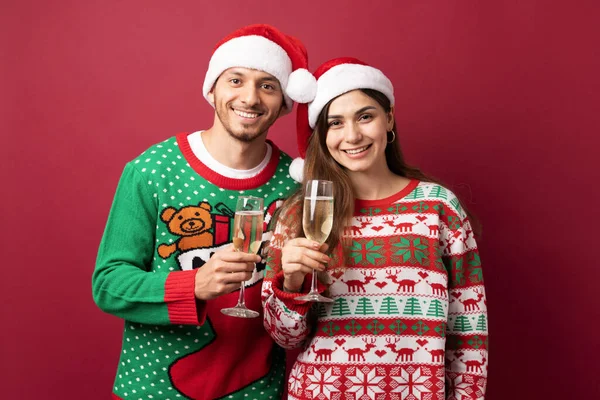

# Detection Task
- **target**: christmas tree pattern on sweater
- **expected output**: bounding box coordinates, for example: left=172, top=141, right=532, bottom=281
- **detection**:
left=262, top=180, right=488, bottom=399
left=94, top=133, right=299, bottom=400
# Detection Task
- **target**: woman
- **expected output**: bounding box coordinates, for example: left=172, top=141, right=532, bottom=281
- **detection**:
left=262, top=58, right=488, bottom=399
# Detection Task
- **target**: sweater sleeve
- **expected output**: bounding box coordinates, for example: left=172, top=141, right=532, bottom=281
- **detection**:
left=441, top=195, right=488, bottom=399
left=92, top=163, right=206, bottom=326
left=262, top=213, right=325, bottom=349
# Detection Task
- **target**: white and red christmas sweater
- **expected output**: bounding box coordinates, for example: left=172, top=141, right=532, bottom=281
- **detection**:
left=262, top=180, right=488, bottom=400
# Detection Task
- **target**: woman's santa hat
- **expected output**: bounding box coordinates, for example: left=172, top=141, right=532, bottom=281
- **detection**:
left=202, top=24, right=315, bottom=112
left=287, top=57, right=395, bottom=182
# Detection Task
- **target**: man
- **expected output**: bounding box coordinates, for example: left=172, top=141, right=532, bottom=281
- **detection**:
left=93, top=24, right=313, bottom=399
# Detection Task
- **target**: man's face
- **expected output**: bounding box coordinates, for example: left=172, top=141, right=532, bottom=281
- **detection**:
left=208, top=68, right=286, bottom=143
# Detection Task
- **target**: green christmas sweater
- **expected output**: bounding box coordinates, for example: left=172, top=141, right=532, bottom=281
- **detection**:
left=93, top=132, right=299, bottom=400
left=263, top=180, right=488, bottom=399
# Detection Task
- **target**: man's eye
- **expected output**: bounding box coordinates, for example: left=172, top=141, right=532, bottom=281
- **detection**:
left=262, top=84, right=274, bottom=90
left=230, top=79, right=241, bottom=84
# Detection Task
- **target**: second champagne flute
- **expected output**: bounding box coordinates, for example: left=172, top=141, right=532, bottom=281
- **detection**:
left=296, top=180, right=334, bottom=303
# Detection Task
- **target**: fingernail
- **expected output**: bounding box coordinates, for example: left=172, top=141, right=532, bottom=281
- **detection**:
left=322, top=255, right=330, bottom=263
left=312, top=242, right=321, bottom=249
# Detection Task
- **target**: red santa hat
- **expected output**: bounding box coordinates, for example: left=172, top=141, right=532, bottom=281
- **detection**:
left=202, top=24, right=316, bottom=112
left=287, top=57, right=395, bottom=182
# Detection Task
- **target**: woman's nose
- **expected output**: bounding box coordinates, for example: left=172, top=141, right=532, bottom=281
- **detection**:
left=344, top=124, right=362, bottom=143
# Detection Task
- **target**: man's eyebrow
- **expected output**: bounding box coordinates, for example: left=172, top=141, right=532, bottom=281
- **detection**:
left=327, top=106, right=377, bottom=119
left=259, top=77, right=280, bottom=84
left=224, top=71, right=279, bottom=85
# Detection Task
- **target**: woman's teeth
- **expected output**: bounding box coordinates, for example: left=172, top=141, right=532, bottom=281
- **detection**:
left=344, top=145, right=370, bottom=155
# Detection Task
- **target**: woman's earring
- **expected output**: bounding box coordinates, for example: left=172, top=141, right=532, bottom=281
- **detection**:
left=387, top=130, right=396, bottom=144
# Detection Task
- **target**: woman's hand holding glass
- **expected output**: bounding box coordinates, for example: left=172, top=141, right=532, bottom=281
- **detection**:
left=280, top=238, right=330, bottom=293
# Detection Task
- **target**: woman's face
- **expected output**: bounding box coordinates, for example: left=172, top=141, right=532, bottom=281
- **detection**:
left=324, top=90, right=394, bottom=175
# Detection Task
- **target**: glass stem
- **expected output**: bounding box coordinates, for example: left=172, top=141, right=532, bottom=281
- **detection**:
left=237, top=262, right=254, bottom=308
left=237, top=282, right=246, bottom=307
left=310, top=271, right=318, bottom=293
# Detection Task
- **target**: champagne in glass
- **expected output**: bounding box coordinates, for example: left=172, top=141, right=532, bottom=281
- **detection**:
left=303, top=197, right=333, bottom=244
left=221, top=196, right=263, bottom=318
left=232, top=210, right=264, bottom=255
left=296, top=180, right=334, bottom=302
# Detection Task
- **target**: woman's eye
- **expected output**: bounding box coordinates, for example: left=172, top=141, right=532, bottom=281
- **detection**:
left=328, top=121, right=341, bottom=127
left=359, top=114, right=372, bottom=121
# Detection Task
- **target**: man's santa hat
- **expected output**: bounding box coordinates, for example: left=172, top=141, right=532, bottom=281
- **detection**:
left=202, top=24, right=315, bottom=112
left=286, top=57, right=395, bottom=182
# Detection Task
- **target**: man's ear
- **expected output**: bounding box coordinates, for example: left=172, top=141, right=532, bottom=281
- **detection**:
left=278, top=105, right=287, bottom=117
left=278, top=97, right=290, bottom=117
left=207, top=86, right=215, bottom=105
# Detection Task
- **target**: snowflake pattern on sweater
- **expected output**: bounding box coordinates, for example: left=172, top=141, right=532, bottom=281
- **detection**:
left=262, top=180, right=488, bottom=400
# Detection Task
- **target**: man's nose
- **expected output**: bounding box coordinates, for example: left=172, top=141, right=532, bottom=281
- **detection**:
left=239, top=85, right=260, bottom=106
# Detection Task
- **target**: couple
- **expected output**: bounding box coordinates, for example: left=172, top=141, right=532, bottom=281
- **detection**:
left=93, top=24, right=488, bottom=400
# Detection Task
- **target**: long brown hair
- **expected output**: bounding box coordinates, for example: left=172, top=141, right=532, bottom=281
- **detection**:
left=276, top=89, right=480, bottom=254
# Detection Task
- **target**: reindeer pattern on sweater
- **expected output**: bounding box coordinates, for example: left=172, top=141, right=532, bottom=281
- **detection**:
left=262, top=181, right=488, bottom=400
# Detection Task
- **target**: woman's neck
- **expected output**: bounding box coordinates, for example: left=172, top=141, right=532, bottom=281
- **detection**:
left=349, top=169, right=412, bottom=200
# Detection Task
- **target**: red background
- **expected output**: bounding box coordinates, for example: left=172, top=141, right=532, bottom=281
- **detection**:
left=2, top=1, right=599, bottom=398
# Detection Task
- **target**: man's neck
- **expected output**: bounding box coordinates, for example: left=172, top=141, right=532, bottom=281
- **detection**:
left=201, top=125, right=269, bottom=171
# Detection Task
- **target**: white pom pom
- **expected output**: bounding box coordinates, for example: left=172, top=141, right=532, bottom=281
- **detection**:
left=289, top=157, right=305, bottom=182
left=286, top=69, right=317, bottom=103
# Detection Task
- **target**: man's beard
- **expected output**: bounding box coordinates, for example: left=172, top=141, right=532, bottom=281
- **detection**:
left=214, top=98, right=281, bottom=143
left=228, top=123, right=263, bottom=143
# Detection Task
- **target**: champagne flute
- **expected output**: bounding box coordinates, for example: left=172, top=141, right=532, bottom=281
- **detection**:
left=296, top=180, right=334, bottom=303
left=221, top=196, right=264, bottom=318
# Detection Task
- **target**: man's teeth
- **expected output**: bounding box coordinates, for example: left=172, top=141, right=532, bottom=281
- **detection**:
left=234, top=110, right=259, bottom=118
left=345, top=145, right=369, bottom=155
